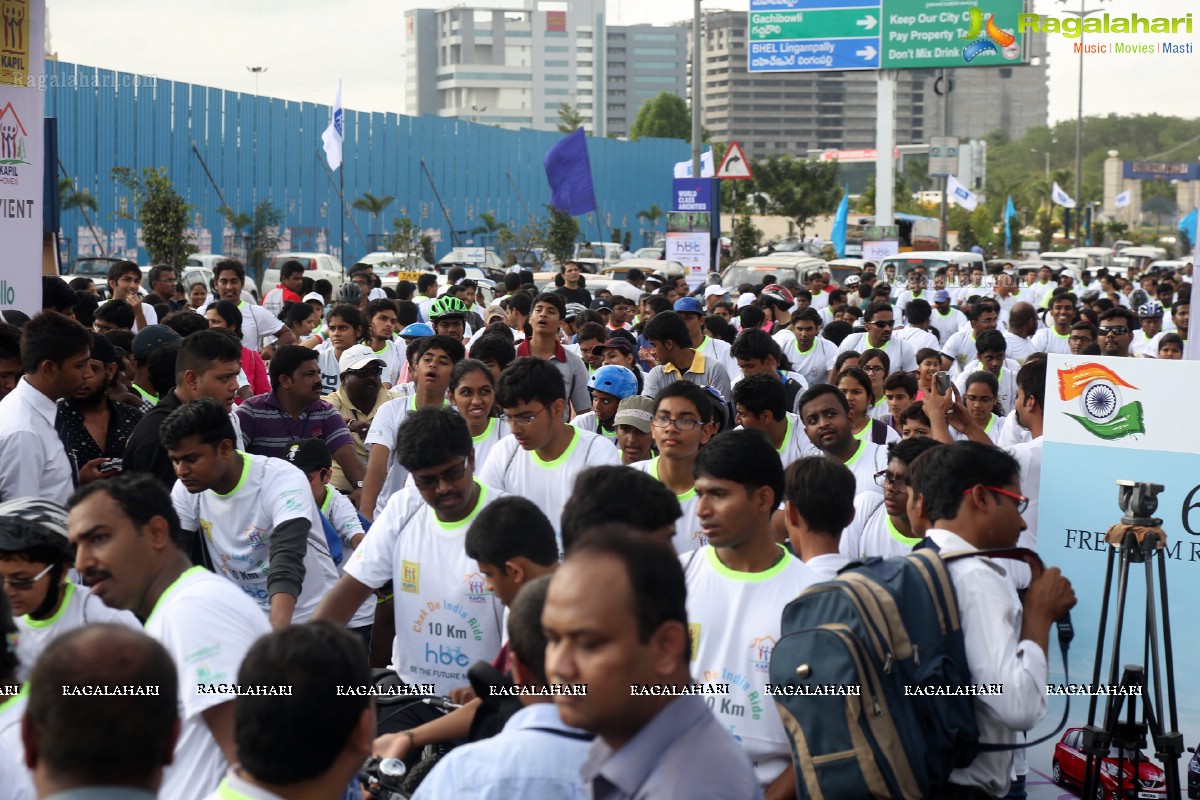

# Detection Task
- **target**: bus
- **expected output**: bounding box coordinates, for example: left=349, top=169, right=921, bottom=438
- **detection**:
left=845, top=213, right=941, bottom=256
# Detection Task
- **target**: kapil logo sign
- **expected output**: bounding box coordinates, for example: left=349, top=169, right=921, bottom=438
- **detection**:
left=1058, top=363, right=1145, bottom=441
left=0, top=101, right=28, bottom=167
left=1, top=0, right=31, bottom=87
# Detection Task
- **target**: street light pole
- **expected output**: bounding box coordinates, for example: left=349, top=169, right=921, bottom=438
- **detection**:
left=1059, top=0, right=1106, bottom=243
left=691, top=0, right=702, bottom=179
left=246, top=65, right=267, bottom=96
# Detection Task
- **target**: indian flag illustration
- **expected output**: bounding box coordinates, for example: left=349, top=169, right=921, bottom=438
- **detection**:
left=1058, top=363, right=1145, bottom=440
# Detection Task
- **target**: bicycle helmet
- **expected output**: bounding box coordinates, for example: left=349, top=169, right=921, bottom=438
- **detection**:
left=428, top=295, right=469, bottom=321
left=564, top=303, right=588, bottom=322
left=0, top=498, right=71, bottom=556
left=587, top=365, right=639, bottom=400
left=1138, top=300, right=1164, bottom=319
left=337, top=282, right=362, bottom=305
left=760, top=284, right=795, bottom=310
left=399, top=322, right=435, bottom=338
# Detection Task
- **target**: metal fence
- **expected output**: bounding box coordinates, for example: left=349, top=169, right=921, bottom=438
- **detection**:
left=46, top=60, right=687, bottom=266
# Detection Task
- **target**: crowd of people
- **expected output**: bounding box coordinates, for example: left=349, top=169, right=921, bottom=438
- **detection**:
left=0, top=250, right=1186, bottom=799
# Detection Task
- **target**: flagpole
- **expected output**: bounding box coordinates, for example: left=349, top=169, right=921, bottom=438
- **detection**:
left=340, top=167, right=345, bottom=263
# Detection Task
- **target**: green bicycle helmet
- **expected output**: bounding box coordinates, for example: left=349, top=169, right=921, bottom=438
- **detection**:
left=428, top=295, right=469, bottom=321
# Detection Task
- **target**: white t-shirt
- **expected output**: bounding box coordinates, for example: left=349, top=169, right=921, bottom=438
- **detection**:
left=147, top=567, right=271, bottom=800
left=737, top=413, right=812, bottom=468
left=632, top=456, right=703, bottom=554
left=683, top=545, right=818, bottom=787
left=949, top=413, right=1007, bottom=445
left=818, top=439, right=887, bottom=497
left=477, top=426, right=623, bottom=533
left=570, top=411, right=618, bottom=444
left=1002, top=437, right=1043, bottom=590
left=802, top=552, right=850, bottom=583
left=0, top=689, right=32, bottom=800
left=839, top=492, right=921, bottom=560
left=773, top=331, right=838, bottom=389
left=995, top=408, right=1031, bottom=447
left=1021, top=281, right=1055, bottom=308
left=469, top=417, right=511, bottom=470
left=1029, top=326, right=1072, bottom=355
left=365, top=395, right=451, bottom=517
left=837, top=332, right=918, bottom=372
left=953, top=359, right=1020, bottom=413
left=893, top=325, right=939, bottom=355
left=321, top=486, right=376, bottom=629
left=1002, top=331, right=1034, bottom=365
left=941, top=329, right=984, bottom=377
left=316, top=341, right=343, bottom=394
left=930, top=307, right=968, bottom=343
left=236, top=301, right=286, bottom=350
left=345, top=481, right=506, bottom=695
left=172, top=452, right=341, bottom=624
left=15, top=582, right=141, bottom=681
left=853, top=418, right=901, bottom=445
left=372, top=339, right=408, bottom=387
left=895, top=289, right=929, bottom=318
left=698, top=335, right=742, bottom=383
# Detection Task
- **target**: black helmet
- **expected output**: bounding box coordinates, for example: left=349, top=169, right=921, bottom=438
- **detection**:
left=0, top=498, right=71, bottom=558
left=337, top=283, right=362, bottom=305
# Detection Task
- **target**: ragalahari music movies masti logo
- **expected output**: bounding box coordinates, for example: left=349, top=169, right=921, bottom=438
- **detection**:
left=960, top=7, right=1020, bottom=63
left=0, top=101, right=29, bottom=167
left=1057, top=363, right=1145, bottom=441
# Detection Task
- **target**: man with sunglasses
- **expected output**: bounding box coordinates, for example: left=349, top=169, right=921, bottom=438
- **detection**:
left=837, top=301, right=919, bottom=372
left=907, top=440, right=1076, bottom=800
left=479, top=357, right=621, bottom=535
left=1096, top=307, right=1138, bottom=358
left=316, top=408, right=505, bottom=705
left=838, top=437, right=940, bottom=561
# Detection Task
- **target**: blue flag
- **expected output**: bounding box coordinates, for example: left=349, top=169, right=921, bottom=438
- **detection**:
left=831, top=186, right=849, bottom=258
left=1004, top=195, right=1016, bottom=254
left=544, top=128, right=597, bottom=216
left=1179, top=208, right=1197, bottom=245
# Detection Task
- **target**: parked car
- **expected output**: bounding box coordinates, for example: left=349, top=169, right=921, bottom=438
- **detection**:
left=572, top=241, right=624, bottom=273
left=720, top=254, right=826, bottom=291
left=878, top=251, right=986, bottom=286
left=1052, top=727, right=1167, bottom=800
left=437, top=248, right=506, bottom=280
left=262, top=252, right=346, bottom=298
left=633, top=247, right=664, bottom=260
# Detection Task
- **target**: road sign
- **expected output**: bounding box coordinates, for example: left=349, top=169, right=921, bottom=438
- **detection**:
left=928, top=137, right=960, bottom=177
left=863, top=241, right=900, bottom=260
left=748, top=0, right=1025, bottom=73
left=717, top=142, right=753, bottom=180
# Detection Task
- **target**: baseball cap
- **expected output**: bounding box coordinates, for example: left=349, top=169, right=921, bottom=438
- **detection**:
left=704, top=285, right=727, bottom=299
left=591, top=339, right=634, bottom=358
left=338, top=344, right=386, bottom=374
left=590, top=298, right=613, bottom=312
left=613, top=395, right=655, bottom=433
left=673, top=297, right=704, bottom=315
left=302, top=292, right=326, bottom=304
left=131, top=324, right=182, bottom=361
left=283, top=438, right=332, bottom=474
left=736, top=292, right=756, bottom=309
left=484, top=303, right=507, bottom=324
left=934, top=289, right=951, bottom=303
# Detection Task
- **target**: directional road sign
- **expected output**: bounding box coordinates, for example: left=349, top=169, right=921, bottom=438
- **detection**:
left=748, top=0, right=1025, bottom=73
left=717, top=142, right=753, bottom=180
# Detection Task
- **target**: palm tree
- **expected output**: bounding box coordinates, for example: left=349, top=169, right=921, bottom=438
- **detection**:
left=59, top=176, right=104, bottom=257
left=470, top=212, right=510, bottom=249
left=637, top=204, right=665, bottom=241
left=351, top=192, right=396, bottom=249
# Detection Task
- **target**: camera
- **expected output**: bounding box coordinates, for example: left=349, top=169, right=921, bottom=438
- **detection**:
left=360, top=756, right=409, bottom=800
left=1116, top=480, right=1164, bottom=526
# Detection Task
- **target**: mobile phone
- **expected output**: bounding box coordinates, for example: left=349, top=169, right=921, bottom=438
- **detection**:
left=935, top=371, right=951, bottom=394
left=99, top=459, right=123, bottom=474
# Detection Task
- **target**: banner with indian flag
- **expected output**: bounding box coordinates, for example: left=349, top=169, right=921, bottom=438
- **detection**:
left=1030, top=354, right=1200, bottom=778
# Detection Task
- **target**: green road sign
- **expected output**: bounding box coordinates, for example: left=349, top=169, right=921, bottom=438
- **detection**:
left=881, top=0, right=1025, bottom=69
left=750, top=9, right=880, bottom=42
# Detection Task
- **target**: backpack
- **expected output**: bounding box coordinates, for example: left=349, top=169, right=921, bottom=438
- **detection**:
left=768, top=546, right=1071, bottom=800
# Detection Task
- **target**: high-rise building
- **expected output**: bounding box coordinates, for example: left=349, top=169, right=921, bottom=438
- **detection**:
left=404, top=1, right=607, bottom=132
left=605, top=24, right=688, bottom=139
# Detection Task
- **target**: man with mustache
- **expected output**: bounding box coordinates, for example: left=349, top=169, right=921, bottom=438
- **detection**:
left=798, top=384, right=887, bottom=497
left=56, top=333, right=143, bottom=476
left=323, top=344, right=394, bottom=494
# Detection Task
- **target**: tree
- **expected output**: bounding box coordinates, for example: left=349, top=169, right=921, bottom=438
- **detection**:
left=111, top=166, right=195, bottom=268
left=470, top=212, right=510, bottom=249
left=629, top=92, right=691, bottom=141
left=351, top=192, right=396, bottom=248
left=732, top=214, right=761, bottom=261
left=220, top=200, right=283, bottom=283
left=419, top=235, right=436, bottom=265
left=637, top=204, right=665, bottom=231
left=59, top=176, right=103, bottom=258
left=1035, top=209, right=1060, bottom=252
left=544, top=205, right=579, bottom=263
left=556, top=103, right=584, bottom=134
left=751, top=157, right=840, bottom=235
left=387, top=216, right=420, bottom=262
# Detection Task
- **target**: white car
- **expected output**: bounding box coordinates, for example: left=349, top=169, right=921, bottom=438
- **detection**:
left=261, top=252, right=347, bottom=296
left=139, top=262, right=258, bottom=305
left=437, top=248, right=506, bottom=278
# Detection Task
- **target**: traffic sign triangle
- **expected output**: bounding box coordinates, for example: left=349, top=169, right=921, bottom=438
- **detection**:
left=717, top=141, right=753, bottom=180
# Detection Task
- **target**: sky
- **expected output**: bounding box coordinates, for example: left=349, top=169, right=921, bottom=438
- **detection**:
left=46, top=0, right=1199, bottom=125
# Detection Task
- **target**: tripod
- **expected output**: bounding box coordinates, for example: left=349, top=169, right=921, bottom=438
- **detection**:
left=1080, top=481, right=1183, bottom=800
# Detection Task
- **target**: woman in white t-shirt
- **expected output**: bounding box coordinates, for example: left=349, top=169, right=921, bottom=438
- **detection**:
left=450, top=359, right=508, bottom=469
left=955, top=370, right=1006, bottom=444
left=836, top=366, right=901, bottom=447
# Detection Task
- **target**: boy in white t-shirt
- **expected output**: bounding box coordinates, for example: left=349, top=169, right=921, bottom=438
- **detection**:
left=782, top=455, right=857, bottom=581
left=733, top=373, right=811, bottom=468
left=67, top=473, right=271, bottom=800
left=686, top=430, right=817, bottom=794
left=837, top=437, right=940, bottom=562
left=773, top=308, right=839, bottom=389
left=364, top=298, right=408, bottom=388
left=479, top=357, right=622, bottom=534
left=314, top=409, right=506, bottom=713
left=160, top=398, right=341, bottom=628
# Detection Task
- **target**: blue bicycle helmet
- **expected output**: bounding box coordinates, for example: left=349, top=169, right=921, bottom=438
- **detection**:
left=399, top=322, right=435, bottom=338
left=587, top=365, right=639, bottom=400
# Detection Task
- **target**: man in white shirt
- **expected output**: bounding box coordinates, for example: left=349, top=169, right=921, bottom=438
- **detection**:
left=211, top=261, right=296, bottom=353
left=1020, top=265, right=1056, bottom=308
left=21, top=624, right=180, bottom=800
left=929, top=289, right=968, bottom=343
left=952, top=329, right=1018, bottom=412
left=1003, top=302, right=1038, bottom=364
left=161, top=398, right=340, bottom=628
left=413, top=576, right=591, bottom=800
left=893, top=298, right=941, bottom=353
left=941, top=300, right=999, bottom=377
left=838, top=301, right=918, bottom=372
left=685, top=430, right=814, bottom=795
left=838, top=437, right=939, bottom=561
left=204, top=623, right=374, bottom=800
left=68, top=473, right=271, bottom=800
left=782, top=455, right=856, bottom=581
left=1029, top=293, right=1078, bottom=355
left=106, top=261, right=158, bottom=331
left=908, top=441, right=1075, bottom=798
left=733, top=374, right=811, bottom=467
left=773, top=308, right=839, bottom=388
left=0, top=312, right=96, bottom=504
left=987, top=271, right=1020, bottom=330
left=894, top=268, right=929, bottom=319
left=798, top=385, right=887, bottom=496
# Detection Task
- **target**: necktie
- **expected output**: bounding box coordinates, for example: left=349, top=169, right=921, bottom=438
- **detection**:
left=54, top=408, right=81, bottom=489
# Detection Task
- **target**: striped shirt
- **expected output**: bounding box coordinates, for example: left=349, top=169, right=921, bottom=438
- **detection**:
left=235, top=391, right=353, bottom=460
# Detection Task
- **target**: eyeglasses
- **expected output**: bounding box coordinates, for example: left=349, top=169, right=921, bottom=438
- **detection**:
left=1099, top=325, right=1130, bottom=337
left=862, top=365, right=887, bottom=375
left=1, top=563, right=55, bottom=592
left=868, top=320, right=895, bottom=329
left=411, top=458, right=470, bottom=491
left=345, top=366, right=383, bottom=378
left=963, top=485, right=1029, bottom=514
left=499, top=406, right=548, bottom=428
left=651, top=415, right=703, bottom=431
left=873, top=469, right=907, bottom=491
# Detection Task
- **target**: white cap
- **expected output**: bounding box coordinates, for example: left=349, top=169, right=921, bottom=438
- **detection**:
left=338, top=344, right=386, bottom=374
left=704, top=285, right=727, bottom=299
left=302, top=292, right=325, bottom=304
left=736, top=292, right=756, bottom=309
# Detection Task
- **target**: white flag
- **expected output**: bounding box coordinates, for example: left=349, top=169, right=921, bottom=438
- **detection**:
left=674, top=149, right=714, bottom=179
left=1051, top=182, right=1076, bottom=209
left=946, top=174, right=978, bottom=212
left=1115, top=190, right=1131, bottom=209
left=322, top=80, right=344, bottom=171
